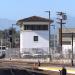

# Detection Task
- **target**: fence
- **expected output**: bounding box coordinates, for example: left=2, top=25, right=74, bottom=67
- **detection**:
left=5, top=48, right=20, bottom=59
left=1, top=47, right=75, bottom=65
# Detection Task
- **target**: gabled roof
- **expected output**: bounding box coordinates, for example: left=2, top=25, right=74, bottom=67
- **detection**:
left=17, top=16, right=53, bottom=25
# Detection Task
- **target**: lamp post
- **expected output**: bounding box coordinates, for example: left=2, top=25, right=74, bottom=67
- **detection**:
left=45, top=11, right=52, bottom=61
left=51, top=25, right=56, bottom=53
left=50, top=25, right=56, bottom=58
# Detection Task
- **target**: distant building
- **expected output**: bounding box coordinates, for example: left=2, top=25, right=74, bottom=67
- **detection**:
left=59, top=28, right=75, bottom=55
left=17, top=16, right=53, bottom=56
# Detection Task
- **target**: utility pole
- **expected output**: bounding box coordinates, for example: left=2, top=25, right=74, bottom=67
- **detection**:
left=12, top=24, right=13, bottom=48
left=12, top=24, right=17, bottom=48
left=57, top=12, right=67, bottom=53
left=71, top=33, right=74, bottom=66
left=60, top=18, right=63, bottom=53
left=45, top=11, right=52, bottom=61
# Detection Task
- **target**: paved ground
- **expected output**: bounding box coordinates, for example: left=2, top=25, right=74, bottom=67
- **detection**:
left=0, top=59, right=75, bottom=75
left=0, top=68, right=48, bottom=75
left=38, top=66, right=75, bottom=75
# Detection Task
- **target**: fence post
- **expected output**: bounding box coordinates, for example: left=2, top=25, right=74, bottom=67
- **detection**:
left=38, top=60, right=40, bottom=66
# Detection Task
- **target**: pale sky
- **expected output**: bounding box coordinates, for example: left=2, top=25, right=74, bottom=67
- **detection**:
left=0, top=0, right=75, bottom=20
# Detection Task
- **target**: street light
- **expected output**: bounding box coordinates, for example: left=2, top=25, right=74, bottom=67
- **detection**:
left=49, top=24, right=56, bottom=59
left=51, top=25, right=56, bottom=53
left=45, top=11, right=52, bottom=61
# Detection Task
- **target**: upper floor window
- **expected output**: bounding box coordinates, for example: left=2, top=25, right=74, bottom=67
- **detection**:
left=24, top=25, right=48, bottom=30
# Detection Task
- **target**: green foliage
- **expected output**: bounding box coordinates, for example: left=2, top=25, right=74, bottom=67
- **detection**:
left=0, top=28, right=20, bottom=48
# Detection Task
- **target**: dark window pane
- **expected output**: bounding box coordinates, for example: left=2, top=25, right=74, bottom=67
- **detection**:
left=2, top=47, right=6, bottom=50
left=24, top=25, right=48, bottom=30
left=44, top=25, right=48, bottom=30
left=34, top=36, right=38, bottom=41
left=62, top=41, right=71, bottom=45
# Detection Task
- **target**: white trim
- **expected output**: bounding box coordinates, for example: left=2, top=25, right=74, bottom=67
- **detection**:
left=23, top=22, right=49, bottom=25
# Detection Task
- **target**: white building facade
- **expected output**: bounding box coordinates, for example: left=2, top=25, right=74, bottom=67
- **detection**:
left=17, top=16, right=53, bottom=56
left=59, top=28, right=75, bottom=56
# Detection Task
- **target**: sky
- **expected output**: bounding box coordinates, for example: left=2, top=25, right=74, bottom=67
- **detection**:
left=0, top=0, right=75, bottom=20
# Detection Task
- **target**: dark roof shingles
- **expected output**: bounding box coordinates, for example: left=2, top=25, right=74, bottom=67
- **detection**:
left=17, top=16, right=53, bottom=23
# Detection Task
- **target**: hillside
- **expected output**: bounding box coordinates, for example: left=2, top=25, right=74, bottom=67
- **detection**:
left=0, top=18, right=16, bottom=30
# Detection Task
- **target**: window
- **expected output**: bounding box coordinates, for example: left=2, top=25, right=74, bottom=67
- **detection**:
left=34, top=36, right=38, bottom=41
left=2, top=47, right=6, bottom=50
left=24, top=25, right=48, bottom=30
left=62, top=41, right=71, bottom=45
left=0, top=47, right=6, bottom=50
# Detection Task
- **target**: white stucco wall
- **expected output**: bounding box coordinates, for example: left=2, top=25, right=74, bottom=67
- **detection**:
left=20, top=30, right=49, bottom=52
left=62, top=45, right=71, bottom=54
left=62, top=41, right=75, bottom=54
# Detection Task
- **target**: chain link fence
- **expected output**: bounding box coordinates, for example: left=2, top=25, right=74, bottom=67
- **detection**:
left=1, top=47, right=74, bottom=65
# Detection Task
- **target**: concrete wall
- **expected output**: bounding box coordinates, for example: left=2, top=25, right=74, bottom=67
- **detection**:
left=62, top=41, right=75, bottom=55
left=20, top=31, right=49, bottom=53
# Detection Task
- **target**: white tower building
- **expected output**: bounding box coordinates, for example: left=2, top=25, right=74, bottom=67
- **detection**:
left=17, top=16, right=53, bottom=57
